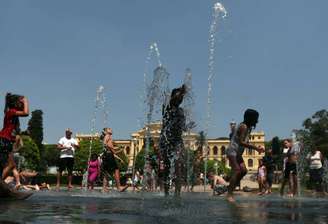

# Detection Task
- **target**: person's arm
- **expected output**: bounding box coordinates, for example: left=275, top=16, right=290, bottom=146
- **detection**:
left=72, top=139, right=80, bottom=149
left=104, top=135, right=116, bottom=154
left=238, top=124, right=264, bottom=153
left=13, top=97, right=29, bottom=117
left=57, top=139, right=70, bottom=151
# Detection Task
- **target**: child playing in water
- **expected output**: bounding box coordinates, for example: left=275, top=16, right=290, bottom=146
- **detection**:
left=88, top=153, right=100, bottom=190
left=280, top=139, right=298, bottom=197
left=226, top=109, right=264, bottom=202
left=0, top=93, right=32, bottom=199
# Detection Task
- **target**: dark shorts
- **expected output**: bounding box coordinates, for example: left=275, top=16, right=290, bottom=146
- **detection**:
left=101, top=152, right=118, bottom=178
left=266, top=171, right=274, bottom=186
left=284, top=162, right=297, bottom=179
left=58, top=157, right=74, bottom=175
left=309, top=168, right=323, bottom=183
left=0, top=137, right=13, bottom=176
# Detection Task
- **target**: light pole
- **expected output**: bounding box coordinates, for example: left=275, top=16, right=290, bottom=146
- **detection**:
left=131, top=137, right=137, bottom=192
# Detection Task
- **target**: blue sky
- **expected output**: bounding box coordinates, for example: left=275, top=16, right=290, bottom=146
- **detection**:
left=0, top=0, right=327, bottom=143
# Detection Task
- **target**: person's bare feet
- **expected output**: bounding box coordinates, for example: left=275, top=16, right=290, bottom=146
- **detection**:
left=102, top=187, right=109, bottom=193
left=56, top=185, right=60, bottom=191
left=68, top=185, right=73, bottom=191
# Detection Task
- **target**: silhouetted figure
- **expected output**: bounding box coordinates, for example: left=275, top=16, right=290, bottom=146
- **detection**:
left=159, top=84, right=187, bottom=197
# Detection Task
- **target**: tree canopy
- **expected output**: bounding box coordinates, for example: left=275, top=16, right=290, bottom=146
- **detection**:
left=299, top=109, right=328, bottom=156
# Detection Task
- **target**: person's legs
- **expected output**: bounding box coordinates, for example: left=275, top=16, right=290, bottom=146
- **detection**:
left=102, top=176, right=109, bottom=192
left=114, top=169, right=121, bottom=189
left=292, top=174, right=298, bottom=196
left=114, top=169, right=128, bottom=192
left=2, top=153, right=16, bottom=180
left=266, top=172, right=273, bottom=193
left=287, top=173, right=295, bottom=197
left=56, top=158, right=65, bottom=190
left=317, top=168, right=324, bottom=192
left=163, top=154, right=171, bottom=196
left=12, top=168, right=21, bottom=189
left=67, top=158, right=74, bottom=189
left=280, top=178, right=288, bottom=196
left=174, top=159, right=183, bottom=197
left=227, top=155, right=242, bottom=202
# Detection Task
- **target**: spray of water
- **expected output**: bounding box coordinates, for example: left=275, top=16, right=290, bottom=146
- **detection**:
left=143, top=66, right=170, bottom=190
left=82, top=86, right=109, bottom=190
left=204, top=2, right=227, bottom=191
left=183, top=68, right=196, bottom=191
left=292, top=130, right=310, bottom=197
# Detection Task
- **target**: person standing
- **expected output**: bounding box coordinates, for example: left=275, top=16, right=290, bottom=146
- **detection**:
left=307, top=147, right=324, bottom=194
left=100, top=128, right=128, bottom=192
left=87, top=153, right=100, bottom=190
left=159, top=84, right=189, bottom=197
left=280, top=139, right=298, bottom=197
left=56, top=128, right=79, bottom=190
left=226, top=109, right=264, bottom=202
left=262, top=148, right=275, bottom=194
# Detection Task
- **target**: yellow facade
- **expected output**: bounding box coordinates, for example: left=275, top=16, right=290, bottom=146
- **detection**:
left=76, top=122, right=265, bottom=172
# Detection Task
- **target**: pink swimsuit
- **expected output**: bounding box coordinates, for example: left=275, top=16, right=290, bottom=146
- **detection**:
left=88, top=160, right=99, bottom=182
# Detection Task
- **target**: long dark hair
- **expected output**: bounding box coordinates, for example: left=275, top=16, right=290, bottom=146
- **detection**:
left=243, top=109, right=259, bottom=129
left=5, top=93, right=23, bottom=113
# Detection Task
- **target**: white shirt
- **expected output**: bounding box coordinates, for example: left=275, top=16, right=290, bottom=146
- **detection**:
left=58, top=137, right=78, bottom=158
left=307, top=151, right=322, bottom=169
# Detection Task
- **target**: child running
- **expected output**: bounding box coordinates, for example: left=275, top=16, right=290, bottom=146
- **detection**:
left=226, top=109, right=264, bottom=202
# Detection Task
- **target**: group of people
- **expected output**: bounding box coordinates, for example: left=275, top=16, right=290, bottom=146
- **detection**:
left=1, top=88, right=326, bottom=202
left=56, top=127, right=128, bottom=192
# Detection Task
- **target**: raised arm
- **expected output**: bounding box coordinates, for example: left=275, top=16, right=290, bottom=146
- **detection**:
left=14, top=97, right=29, bottom=117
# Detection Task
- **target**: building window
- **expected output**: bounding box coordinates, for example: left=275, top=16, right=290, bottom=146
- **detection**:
left=125, top=147, right=130, bottom=155
left=221, top=146, right=226, bottom=156
left=213, top=146, right=218, bottom=155
left=248, top=159, right=253, bottom=168
left=258, top=136, right=261, bottom=140
left=247, top=148, right=252, bottom=155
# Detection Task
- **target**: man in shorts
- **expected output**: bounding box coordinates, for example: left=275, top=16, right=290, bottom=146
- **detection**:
left=56, top=128, right=79, bottom=190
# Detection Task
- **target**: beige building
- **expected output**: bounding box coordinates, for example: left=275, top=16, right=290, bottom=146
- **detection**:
left=76, top=122, right=265, bottom=172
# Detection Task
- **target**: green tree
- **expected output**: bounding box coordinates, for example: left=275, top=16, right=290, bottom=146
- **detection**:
left=20, top=135, right=40, bottom=171
left=300, top=109, right=328, bottom=156
left=27, top=110, right=43, bottom=149
left=43, top=144, right=60, bottom=167
left=26, top=110, right=44, bottom=171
